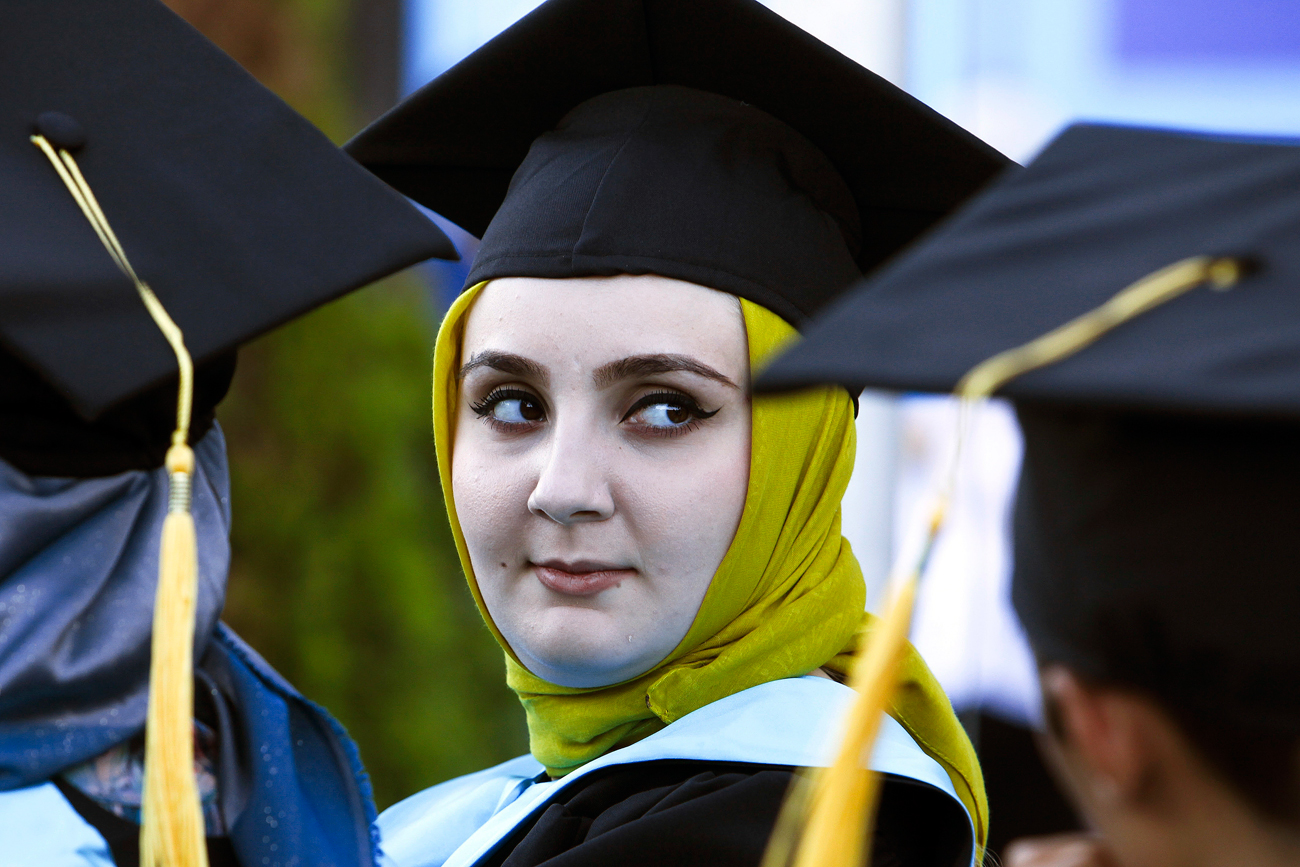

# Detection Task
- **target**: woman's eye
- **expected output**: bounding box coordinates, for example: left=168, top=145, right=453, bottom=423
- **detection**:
left=491, top=398, right=544, bottom=423
left=623, top=392, right=719, bottom=432
left=637, top=402, right=694, bottom=427
left=472, top=389, right=545, bottom=426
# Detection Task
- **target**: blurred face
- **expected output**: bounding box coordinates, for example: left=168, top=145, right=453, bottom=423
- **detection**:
left=451, top=275, right=751, bottom=688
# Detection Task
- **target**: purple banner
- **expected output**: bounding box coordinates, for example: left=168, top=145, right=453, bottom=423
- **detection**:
left=1116, top=0, right=1300, bottom=62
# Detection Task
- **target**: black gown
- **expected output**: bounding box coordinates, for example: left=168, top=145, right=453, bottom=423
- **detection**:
left=480, top=759, right=973, bottom=867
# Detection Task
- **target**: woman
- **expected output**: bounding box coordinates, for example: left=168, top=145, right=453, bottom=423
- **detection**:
left=347, top=1, right=1011, bottom=864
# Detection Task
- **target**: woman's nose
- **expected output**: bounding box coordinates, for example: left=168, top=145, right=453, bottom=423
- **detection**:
left=527, top=423, right=615, bottom=525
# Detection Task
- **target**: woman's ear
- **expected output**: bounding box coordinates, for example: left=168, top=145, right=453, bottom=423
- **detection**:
left=1039, top=666, right=1158, bottom=813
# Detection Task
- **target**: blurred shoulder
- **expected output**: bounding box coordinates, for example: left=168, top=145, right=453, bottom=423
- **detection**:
left=0, top=781, right=114, bottom=866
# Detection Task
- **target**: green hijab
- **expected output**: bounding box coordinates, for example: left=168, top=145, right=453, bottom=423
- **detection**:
left=432, top=283, right=987, bottom=849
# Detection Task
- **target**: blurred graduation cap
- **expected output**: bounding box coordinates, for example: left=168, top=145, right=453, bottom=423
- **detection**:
left=346, top=0, right=1010, bottom=327
left=758, top=122, right=1300, bottom=407
left=0, top=0, right=456, bottom=428
left=757, top=121, right=1300, bottom=752
left=0, top=2, right=455, bottom=863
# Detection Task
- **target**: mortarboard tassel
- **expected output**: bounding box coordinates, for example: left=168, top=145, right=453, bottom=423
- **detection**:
left=32, top=131, right=208, bottom=867
left=763, top=253, right=1245, bottom=867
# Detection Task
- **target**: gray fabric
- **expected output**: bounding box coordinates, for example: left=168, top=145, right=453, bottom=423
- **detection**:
left=0, top=425, right=230, bottom=786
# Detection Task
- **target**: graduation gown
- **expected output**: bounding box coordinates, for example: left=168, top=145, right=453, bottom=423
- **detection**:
left=0, top=625, right=381, bottom=867
left=379, top=677, right=975, bottom=867
left=0, top=429, right=381, bottom=867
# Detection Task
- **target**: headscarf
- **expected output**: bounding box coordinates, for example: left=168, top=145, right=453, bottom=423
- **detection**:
left=433, top=282, right=987, bottom=846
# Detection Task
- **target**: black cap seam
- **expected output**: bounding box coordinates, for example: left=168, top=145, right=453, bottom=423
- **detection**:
left=573, top=95, right=655, bottom=259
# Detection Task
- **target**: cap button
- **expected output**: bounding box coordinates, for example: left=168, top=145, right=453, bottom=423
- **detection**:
left=34, top=111, right=87, bottom=152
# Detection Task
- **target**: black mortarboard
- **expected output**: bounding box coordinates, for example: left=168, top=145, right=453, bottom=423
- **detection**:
left=345, top=0, right=1009, bottom=326
left=758, top=122, right=1300, bottom=405
left=758, top=122, right=1300, bottom=730
left=0, top=0, right=456, bottom=426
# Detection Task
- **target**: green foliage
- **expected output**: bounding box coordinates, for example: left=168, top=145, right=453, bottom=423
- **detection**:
left=218, top=277, right=527, bottom=809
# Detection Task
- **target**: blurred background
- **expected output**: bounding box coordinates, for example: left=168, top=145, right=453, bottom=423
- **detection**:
left=174, top=0, right=1300, bottom=828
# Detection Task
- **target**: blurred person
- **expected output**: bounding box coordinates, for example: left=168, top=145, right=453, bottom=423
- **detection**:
left=758, top=121, right=1300, bottom=867
left=345, top=0, right=1015, bottom=864
left=1004, top=404, right=1300, bottom=867
left=0, top=1, right=453, bottom=864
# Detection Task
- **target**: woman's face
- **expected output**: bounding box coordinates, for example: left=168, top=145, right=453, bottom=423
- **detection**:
left=452, top=275, right=751, bottom=688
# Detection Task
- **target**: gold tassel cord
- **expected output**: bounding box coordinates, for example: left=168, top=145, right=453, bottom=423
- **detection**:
left=29, top=135, right=193, bottom=435
left=955, top=255, right=1243, bottom=403
left=763, top=253, right=1245, bottom=867
left=32, top=135, right=207, bottom=867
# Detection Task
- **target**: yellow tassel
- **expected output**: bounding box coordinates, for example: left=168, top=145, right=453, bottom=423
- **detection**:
left=140, top=445, right=208, bottom=867
left=30, top=135, right=211, bottom=867
left=955, top=255, right=1243, bottom=402
left=762, top=579, right=917, bottom=867
left=802, top=577, right=916, bottom=867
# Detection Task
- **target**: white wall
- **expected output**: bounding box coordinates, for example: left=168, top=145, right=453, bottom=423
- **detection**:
left=760, top=0, right=907, bottom=84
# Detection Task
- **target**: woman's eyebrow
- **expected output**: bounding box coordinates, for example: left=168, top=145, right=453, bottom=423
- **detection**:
left=593, top=354, right=739, bottom=389
left=458, top=350, right=549, bottom=385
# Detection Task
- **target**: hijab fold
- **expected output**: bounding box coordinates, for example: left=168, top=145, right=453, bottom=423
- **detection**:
left=433, top=283, right=987, bottom=847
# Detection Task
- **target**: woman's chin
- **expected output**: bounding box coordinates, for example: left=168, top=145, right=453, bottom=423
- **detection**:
left=510, top=625, right=673, bottom=689
left=524, top=660, right=639, bottom=689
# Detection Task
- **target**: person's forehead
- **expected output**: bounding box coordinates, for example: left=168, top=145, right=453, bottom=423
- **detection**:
left=461, top=276, right=747, bottom=369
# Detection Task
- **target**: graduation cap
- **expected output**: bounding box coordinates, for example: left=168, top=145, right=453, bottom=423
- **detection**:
left=754, top=120, right=1300, bottom=867
left=345, top=0, right=1010, bottom=326
left=757, top=122, right=1299, bottom=405
left=1, top=0, right=456, bottom=426
left=1, top=2, right=454, bottom=864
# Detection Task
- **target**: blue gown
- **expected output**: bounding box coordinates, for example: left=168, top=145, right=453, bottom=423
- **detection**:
left=0, top=427, right=380, bottom=867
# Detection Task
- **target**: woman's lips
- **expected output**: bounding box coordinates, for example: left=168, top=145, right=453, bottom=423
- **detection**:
left=532, top=561, right=636, bottom=597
